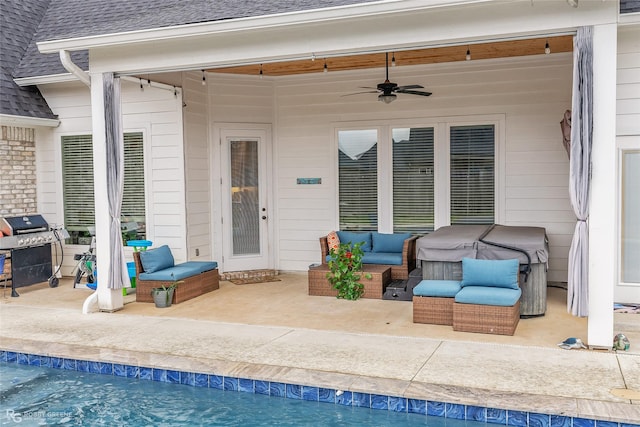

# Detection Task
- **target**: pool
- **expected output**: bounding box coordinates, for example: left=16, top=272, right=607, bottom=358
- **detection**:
left=0, top=363, right=481, bottom=426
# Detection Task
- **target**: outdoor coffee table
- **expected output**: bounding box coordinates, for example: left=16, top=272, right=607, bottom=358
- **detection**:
left=308, top=264, right=391, bottom=299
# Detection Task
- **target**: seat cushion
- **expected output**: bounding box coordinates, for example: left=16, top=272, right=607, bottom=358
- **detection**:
left=362, top=252, right=402, bottom=265
left=337, top=231, right=372, bottom=252
left=461, top=257, right=519, bottom=289
left=371, top=232, right=411, bottom=253
left=454, top=286, right=521, bottom=306
left=139, top=245, right=174, bottom=273
left=413, top=280, right=462, bottom=298
left=179, top=261, right=218, bottom=274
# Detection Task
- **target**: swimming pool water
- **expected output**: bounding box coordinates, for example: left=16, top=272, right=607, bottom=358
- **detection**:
left=0, top=363, right=483, bottom=426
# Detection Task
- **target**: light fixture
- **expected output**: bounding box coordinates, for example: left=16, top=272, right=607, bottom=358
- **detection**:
left=323, top=59, right=328, bottom=73
left=147, top=78, right=151, bottom=87
left=201, top=70, right=206, bottom=86
left=545, top=40, right=551, bottom=55
left=391, top=52, right=396, bottom=67
left=378, top=94, right=397, bottom=104
left=466, top=47, right=471, bottom=61
left=567, top=0, right=578, bottom=7
left=259, top=64, right=263, bottom=79
left=139, top=78, right=144, bottom=91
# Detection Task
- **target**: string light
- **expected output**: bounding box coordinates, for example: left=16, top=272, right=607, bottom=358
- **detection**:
left=139, top=78, right=144, bottom=91
left=311, top=53, right=316, bottom=62
left=391, top=52, right=396, bottom=67
left=201, top=70, right=206, bottom=86
left=466, top=47, right=471, bottom=61
left=545, top=40, right=551, bottom=55
left=259, top=64, right=263, bottom=79
left=147, top=78, right=151, bottom=87
left=173, top=86, right=178, bottom=98
left=323, top=59, right=328, bottom=73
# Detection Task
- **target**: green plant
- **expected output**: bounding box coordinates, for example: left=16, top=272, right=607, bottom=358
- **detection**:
left=326, top=242, right=371, bottom=300
left=151, top=274, right=180, bottom=305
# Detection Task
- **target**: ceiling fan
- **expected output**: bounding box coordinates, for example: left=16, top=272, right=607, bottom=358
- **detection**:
left=344, top=52, right=432, bottom=104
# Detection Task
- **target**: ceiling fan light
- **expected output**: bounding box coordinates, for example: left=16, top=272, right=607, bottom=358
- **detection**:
left=378, top=94, right=397, bottom=104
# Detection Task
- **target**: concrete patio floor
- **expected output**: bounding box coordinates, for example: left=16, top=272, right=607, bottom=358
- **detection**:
left=0, top=273, right=639, bottom=424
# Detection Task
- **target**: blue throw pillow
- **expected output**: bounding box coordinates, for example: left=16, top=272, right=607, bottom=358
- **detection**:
left=461, top=257, right=519, bottom=289
left=371, top=232, right=411, bottom=253
left=336, top=231, right=372, bottom=252
left=139, top=245, right=175, bottom=273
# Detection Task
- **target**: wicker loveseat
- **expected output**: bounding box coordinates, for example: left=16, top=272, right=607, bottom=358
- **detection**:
left=133, top=245, right=219, bottom=304
left=320, top=231, right=417, bottom=280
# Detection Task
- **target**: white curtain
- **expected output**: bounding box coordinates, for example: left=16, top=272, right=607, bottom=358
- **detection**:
left=103, top=73, right=129, bottom=290
left=567, top=27, right=593, bottom=317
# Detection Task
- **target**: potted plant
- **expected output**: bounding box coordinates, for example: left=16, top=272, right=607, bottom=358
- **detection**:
left=326, top=241, right=371, bottom=300
left=150, top=274, right=179, bottom=308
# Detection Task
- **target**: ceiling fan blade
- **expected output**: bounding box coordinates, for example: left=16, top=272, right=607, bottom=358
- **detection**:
left=341, top=91, right=379, bottom=97
left=396, top=84, right=423, bottom=90
left=397, top=89, right=432, bottom=97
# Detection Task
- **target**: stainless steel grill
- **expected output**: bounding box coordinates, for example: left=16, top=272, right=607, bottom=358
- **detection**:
left=0, top=214, right=58, bottom=296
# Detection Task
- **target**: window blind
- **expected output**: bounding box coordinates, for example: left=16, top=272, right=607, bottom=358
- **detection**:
left=338, top=129, right=378, bottom=231
left=450, top=125, right=495, bottom=225
left=392, top=127, right=434, bottom=233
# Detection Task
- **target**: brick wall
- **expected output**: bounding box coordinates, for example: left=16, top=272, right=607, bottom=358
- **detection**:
left=0, top=125, right=37, bottom=216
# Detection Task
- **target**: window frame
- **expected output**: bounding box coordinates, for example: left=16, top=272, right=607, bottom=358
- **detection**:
left=333, top=115, right=505, bottom=232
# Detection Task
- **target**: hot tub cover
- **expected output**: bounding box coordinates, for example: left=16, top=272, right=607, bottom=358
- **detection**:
left=476, top=225, right=549, bottom=264
left=416, top=225, right=487, bottom=262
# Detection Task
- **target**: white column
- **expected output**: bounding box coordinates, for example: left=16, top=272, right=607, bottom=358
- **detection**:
left=90, top=72, right=124, bottom=312
left=587, top=24, right=617, bottom=348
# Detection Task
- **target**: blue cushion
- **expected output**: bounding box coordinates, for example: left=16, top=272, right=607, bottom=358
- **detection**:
left=461, top=257, right=519, bottom=289
left=179, top=261, right=218, bottom=274
left=454, top=286, right=521, bottom=307
left=362, top=252, right=403, bottom=265
left=139, top=245, right=174, bottom=273
left=371, top=232, right=411, bottom=253
left=413, top=280, right=461, bottom=298
left=336, top=231, right=372, bottom=252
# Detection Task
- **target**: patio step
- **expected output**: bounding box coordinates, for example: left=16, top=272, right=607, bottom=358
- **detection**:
left=219, top=269, right=279, bottom=282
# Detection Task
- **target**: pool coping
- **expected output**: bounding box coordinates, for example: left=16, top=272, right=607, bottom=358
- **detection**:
left=1, top=338, right=638, bottom=426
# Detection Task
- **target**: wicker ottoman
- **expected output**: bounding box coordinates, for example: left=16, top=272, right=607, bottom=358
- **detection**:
left=412, top=280, right=462, bottom=325
left=308, top=264, right=391, bottom=299
left=452, top=301, right=520, bottom=335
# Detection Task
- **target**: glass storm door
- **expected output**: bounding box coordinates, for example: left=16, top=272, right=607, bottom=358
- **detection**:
left=221, top=129, right=270, bottom=271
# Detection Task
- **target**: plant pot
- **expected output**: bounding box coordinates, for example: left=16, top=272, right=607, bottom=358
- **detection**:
left=151, top=288, right=174, bottom=308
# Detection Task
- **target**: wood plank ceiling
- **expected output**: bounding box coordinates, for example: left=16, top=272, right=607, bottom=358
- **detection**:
left=208, top=36, right=573, bottom=77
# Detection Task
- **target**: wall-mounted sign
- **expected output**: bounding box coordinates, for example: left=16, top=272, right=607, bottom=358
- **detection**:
left=296, top=178, right=322, bottom=185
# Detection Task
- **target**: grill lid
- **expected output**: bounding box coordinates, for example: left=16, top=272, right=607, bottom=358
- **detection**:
left=1, top=215, right=49, bottom=235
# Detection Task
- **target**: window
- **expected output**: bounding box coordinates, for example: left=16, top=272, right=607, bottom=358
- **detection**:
left=61, top=132, right=146, bottom=245
left=336, top=120, right=497, bottom=233
left=621, top=150, right=640, bottom=283
left=338, top=129, right=378, bottom=231
left=450, top=125, right=495, bottom=225
left=392, top=127, right=434, bottom=233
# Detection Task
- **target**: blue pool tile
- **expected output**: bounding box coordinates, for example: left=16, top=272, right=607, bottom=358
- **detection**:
left=466, top=405, right=486, bottom=422
left=507, top=410, right=528, bottom=426
left=286, top=384, right=302, bottom=400
left=28, top=354, right=42, bottom=366
left=62, top=358, right=76, bottom=371
left=353, top=392, right=370, bottom=408
left=573, top=418, right=596, bottom=427
left=255, top=380, right=269, bottom=395
left=620, top=424, right=640, bottom=427
left=529, top=412, right=550, bottom=427
left=595, top=421, right=618, bottom=427
left=550, top=415, right=571, bottom=427
left=487, top=407, right=508, bottom=425
left=427, top=400, right=445, bottom=417
left=270, top=382, right=285, bottom=397
left=17, top=353, right=28, bottom=365
left=371, top=394, right=388, bottom=410
left=152, top=368, right=166, bottom=382
left=336, top=390, right=353, bottom=406
left=223, top=377, right=239, bottom=391
left=407, top=399, right=426, bottom=415
left=318, top=388, right=335, bottom=404
left=50, top=357, right=63, bottom=369
left=166, top=370, right=180, bottom=384
left=90, top=361, right=113, bottom=375
left=445, top=402, right=466, bottom=420
left=239, top=378, right=254, bottom=393
left=181, top=372, right=195, bottom=386
left=139, top=366, right=152, bottom=380
left=194, top=373, right=208, bottom=388
left=302, top=386, right=318, bottom=401
left=209, top=374, right=223, bottom=390
left=77, top=360, right=90, bottom=373
left=389, top=396, right=407, bottom=413
left=0, top=351, right=5, bottom=362
left=5, top=351, right=17, bottom=363
left=113, top=364, right=127, bottom=377
left=126, top=365, right=139, bottom=379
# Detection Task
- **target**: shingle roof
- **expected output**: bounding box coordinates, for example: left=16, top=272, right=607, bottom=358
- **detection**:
left=14, top=0, right=376, bottom=79
left=0, top=0, right=56, bottom=120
